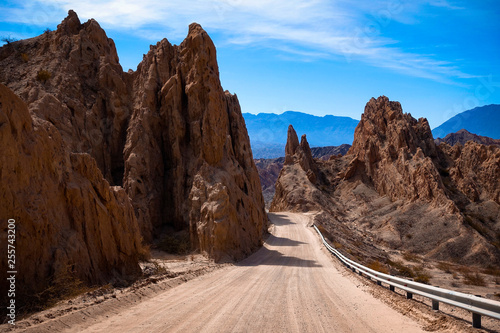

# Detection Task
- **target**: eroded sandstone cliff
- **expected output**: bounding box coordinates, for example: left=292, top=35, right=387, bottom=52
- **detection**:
left=0, top=11, right=266, bottom=261
left=0, top=10, right=267, bottom=310
left=123, top=24, right=266, bottom=257
left=0, top=83, right=144, bottom=309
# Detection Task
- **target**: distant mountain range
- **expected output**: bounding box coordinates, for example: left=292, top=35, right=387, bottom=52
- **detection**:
left=432, top=104, right=500, bottom=139
left=245, top=104, right=500, bottom=159
left=243, top=111, right=359, bottom=158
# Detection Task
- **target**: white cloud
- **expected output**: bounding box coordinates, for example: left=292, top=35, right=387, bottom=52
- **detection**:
left=1, top=0, right=474, bottom=84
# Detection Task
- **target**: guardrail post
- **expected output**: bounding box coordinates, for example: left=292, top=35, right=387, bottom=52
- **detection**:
left=376, top=280, right=381, bottom=286
left=406, top=292, right=413, bottom=300
left=432, top=300, right=439, bottom=311
left=389, top=285, right=395, bottom=292
left=472, top=313, right=481, bottom=328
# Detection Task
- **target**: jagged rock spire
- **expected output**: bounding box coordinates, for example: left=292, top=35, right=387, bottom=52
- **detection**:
left=285, top=124, right=300, bottom=164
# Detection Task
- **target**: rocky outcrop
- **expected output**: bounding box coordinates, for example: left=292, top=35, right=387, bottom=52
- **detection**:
left=311, top=144, right=351, bottom=160
left=0, top=11, right=266, bottom=262
left=345, top=96, right=448, bottom=205
left=122, top=24, right=266, bottom=258
left=255, top=145, right=350, bottom=208
left=441, top=141, right=500, bottom=204
left=270, top=125, right=320, bottom=211
left=284, top=125, right=300, bottom=164
left=0, top=84, right=144, bottom=309
left=0, top=10, right=131, bottom=186
left=435, top=129, right=500, bottom=147
left=282, top=125, right=317, bottom=183
left=254, top=157, right=285, bottom=207
left=272, top=96, right=500, bottom=267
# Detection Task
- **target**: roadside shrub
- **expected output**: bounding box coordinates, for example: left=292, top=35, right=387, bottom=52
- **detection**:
left=367, top=260, right=389, bottom=274
left=413, top=265, right=432, bottom=284
left=463, top=272, right=487, bottom=286
left=437, top=261, right=453, bottom=274
left=24, top=264, right=91, bottom=313
left=21, top=53, right=29, bottom=62
left=157, top=232, right=190, bottom=255
left=403, top=252, right=421, bottom=263
left=388, top=260, right=415, bottom=278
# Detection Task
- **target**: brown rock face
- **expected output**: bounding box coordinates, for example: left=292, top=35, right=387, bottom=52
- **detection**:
left=271, top=125, right=319, bottom=211
left=0, top=84, right=143, bottom=308
left=282, top=125, right=317, bottom=178
left=435, top=129, right=500, bottom=147
left=272, top=96, right=500, bottom=267
left=122, top=23, right=266, bottom=258
left=441, top=141, right=500, bottom=204
left=254, top=145, right=350, bottom=208
left=0, top=12, right=266, bottom=262
left=284, top=124, right=300, bottom=164
left=346, top=96, right=445, bottom=204
left=0, top=10, right=130, bottom=186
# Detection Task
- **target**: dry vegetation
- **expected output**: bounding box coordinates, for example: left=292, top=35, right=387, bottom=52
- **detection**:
left=20, top=264, right=98, bottom=314
left=36, top=69, right=51, bottom=82
left=157, top=231, right=191, bottom=255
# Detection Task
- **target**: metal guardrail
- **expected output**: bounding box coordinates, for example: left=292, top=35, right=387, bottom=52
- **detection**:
left=313, top=225, right=500, bottom=329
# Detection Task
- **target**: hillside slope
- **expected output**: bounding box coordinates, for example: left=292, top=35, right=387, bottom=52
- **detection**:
left=271, top=96, right=500, bottom=270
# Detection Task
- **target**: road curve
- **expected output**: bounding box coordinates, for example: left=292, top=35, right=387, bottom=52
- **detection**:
left=78, top=212, right=425, bottom=333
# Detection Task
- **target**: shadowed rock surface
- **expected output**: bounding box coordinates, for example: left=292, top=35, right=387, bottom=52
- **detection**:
left=271, top=96, right=500, bottom=268
left=122, top=23, right=266, bottom=258
left=0, top=83, right=144, bottom=310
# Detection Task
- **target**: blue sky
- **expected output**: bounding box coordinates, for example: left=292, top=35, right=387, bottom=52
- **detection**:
left=1, top=0, right=499, bottom=128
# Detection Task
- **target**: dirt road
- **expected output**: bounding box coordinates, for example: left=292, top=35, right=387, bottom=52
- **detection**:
left=65, top=212, right=424, bottom=333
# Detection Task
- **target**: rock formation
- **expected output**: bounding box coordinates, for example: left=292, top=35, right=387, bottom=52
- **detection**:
left=272, top=96, right=500, bottom=267
left=310, top=144, right=351, bottom=160
left=0, top=10, right=131, bottom=186
left=0, top=10, right=267, bottom=309
left=345, top=96, right=447, bottom=204
left=0, top=83, right=144, bottom=308
left=254, top=157, right=285, bottom=207
left=255, top=145, right=350, bottom=208
left=122, top=23, right=266, bottom=258
left=435, top=129, right=500, bottom=147
left=271, top=125, right=321, bottom=211
left=441, top=141, right=500, bottom=204
left=283, top=125, right=317, bottom=183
